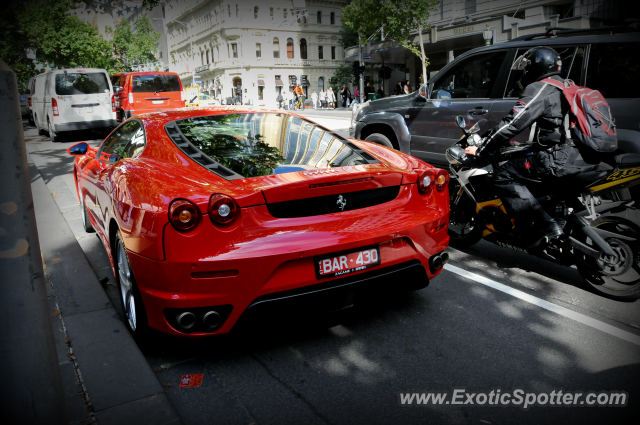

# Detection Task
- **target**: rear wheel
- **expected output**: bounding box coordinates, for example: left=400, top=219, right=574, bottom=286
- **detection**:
left=115, top=232, right=149, bottom=337
left=448, top=189, right=483, bottom=247
left=364, top=133, right=395, bottom=149
left=577, top=214, right=640, bottom=300
left=35, top=115, right=45, bottom=136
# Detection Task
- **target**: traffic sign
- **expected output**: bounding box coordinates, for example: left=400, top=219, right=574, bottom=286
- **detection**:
left=185, top=87, right=200, bottom=106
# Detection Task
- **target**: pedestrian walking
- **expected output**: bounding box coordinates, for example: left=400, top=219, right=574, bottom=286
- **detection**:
left=394, top=81, right=403, bottom=95
left=276, top=91, right=284, bottom=109
left=364, top=81, right=375, bottom=99
left=353, top=86, right=360, bottom=104
left=319, top=89, right=326, bottom=109
left=327, top=87, right=336, bottom=109
left=340, top=84, right=349, bottom=108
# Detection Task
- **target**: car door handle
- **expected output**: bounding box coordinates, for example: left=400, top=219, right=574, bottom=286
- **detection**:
left=469, top=108, right=488, bottom=116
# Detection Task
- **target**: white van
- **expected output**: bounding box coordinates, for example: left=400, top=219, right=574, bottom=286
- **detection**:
left=26, top=76, right=37, bottom=124
left=32, top=68, right=116, bottom=142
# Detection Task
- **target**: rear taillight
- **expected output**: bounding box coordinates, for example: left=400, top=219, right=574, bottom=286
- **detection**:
left=52, top=98, right=59, bottom=116
left=128, top=92, right=133, bottom=104
left=435, top=169, right=449, bottom=192
left=169, top=199, right=200, bottom=231
left=417, top=170, right=435, bottom=194
left=28, top=97, right=32, bottom=107
left=208, top=194, right=238, bottom=224
left=111, top=94, right=116, bottom=112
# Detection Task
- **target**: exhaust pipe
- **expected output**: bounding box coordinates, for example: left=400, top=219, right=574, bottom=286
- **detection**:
left=429, top=252, right=449, bottom=274
left=175, top=311, right=196, bottom=330
left=202, top=311, right=222, bottom=329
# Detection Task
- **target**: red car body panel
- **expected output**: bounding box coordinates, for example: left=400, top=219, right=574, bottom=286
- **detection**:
left=71, top=107, right=450, bottom=337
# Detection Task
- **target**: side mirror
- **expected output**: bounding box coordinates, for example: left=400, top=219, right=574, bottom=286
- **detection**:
left=25, top=89, right=31, bottom=95
left=109, top=154, right=120, bottom=163
left=114, top=86, right=122, bottom=94
left=455, top=116, right=466, bottom=130
left=67, top=142, right=88, bottom=155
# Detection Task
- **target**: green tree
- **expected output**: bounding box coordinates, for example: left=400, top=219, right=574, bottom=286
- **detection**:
left=329, top=63, right=356, bottom=93
left=341, top=0, right=438, bottom=85
left=106, top=15, right=160, bottom=74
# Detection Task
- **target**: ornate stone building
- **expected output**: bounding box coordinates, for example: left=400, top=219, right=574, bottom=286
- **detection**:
left=166, top=0, right=347, bottom=106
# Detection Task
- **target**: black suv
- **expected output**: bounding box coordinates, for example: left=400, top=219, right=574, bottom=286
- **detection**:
left=350, top=30, right=640, bottom=169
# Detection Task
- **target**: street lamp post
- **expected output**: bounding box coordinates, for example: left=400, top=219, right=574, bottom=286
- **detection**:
left=483, top=24, right=493, bottom=46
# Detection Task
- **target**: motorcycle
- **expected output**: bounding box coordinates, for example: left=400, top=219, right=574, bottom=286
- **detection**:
left=446, top=116, right=640, bottom=300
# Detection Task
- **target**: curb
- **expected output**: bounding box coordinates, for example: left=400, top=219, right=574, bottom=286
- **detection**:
left=28, top=153, right=182, bottom=425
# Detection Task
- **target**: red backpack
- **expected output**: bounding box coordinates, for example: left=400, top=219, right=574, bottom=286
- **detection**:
left=541, top=78, right=617, bottom=152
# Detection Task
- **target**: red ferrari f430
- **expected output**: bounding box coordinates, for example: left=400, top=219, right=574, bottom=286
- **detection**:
left=68, top=108, right=450, bottom=337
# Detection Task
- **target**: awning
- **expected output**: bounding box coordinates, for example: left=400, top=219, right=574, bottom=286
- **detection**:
left=275, top=78, right=284, bottom=86
left=257, top=79, right=265, bottom=86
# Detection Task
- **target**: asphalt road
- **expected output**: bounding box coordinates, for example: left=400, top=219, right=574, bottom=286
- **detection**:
left=24, top=116, right=640, bottom=425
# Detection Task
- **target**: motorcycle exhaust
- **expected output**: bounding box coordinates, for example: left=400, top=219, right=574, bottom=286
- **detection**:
left=175, top=311, right=196, bottom=330
left=202, top=310, right=222, bottom=329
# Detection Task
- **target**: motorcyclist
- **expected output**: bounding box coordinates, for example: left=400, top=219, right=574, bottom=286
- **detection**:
left=464, top=46, right=599, bottom=243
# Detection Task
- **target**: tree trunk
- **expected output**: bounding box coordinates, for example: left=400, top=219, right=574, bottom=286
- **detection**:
left=417, top=23, right=427, bottom=85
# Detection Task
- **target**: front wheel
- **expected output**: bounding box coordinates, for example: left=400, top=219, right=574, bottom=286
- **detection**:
left=364, top=133, right=395, bottom=150
left=577, top=214, right=640, bottom=300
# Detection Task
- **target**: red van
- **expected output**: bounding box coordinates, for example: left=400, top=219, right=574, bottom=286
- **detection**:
left=111, top=71, right=186, bottom=122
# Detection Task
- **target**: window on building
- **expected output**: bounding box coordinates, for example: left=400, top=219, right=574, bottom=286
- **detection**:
left=258, top=85, right=264, bottom=100
left=330, top=12, right=335, bottom=25
left=287, top=38, right=294, bottom=59
left=303, top=15, right=307, bottom=24
left=331, top=46, right=336, bottom=60
left=159, top=51, right=163, bottom=59
left=270, top=7, right=274, bottom=20
left=255, top=6, right=258, bottom=19
left=228, top=5, right=230, bottom=17
left=318, top=77, right=324, bottom=92
left=206, top=50, right=209, bottom=64
left=236, top=4, right=238, bottom=17
left=283, top=8, right=287, bottom=19
left=232, top=43, right=238, bottom=58
left=256, top=43, right=261, bottom=58
left=273, top=37, right=280, bottom=58
left=200, top=52, right=204, bottom=65
left=318, top=46, right=323, bottom=60
left=317, top=11, right=321, bottom=24
left=300, top=38, right=307, bottom=60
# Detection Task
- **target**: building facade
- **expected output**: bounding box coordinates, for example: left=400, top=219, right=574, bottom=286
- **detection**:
left=344, top=0, right=631, bottom=94
left=166, top=0, right=347, bottom=107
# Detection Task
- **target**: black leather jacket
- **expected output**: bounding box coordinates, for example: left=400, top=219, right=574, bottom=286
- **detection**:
left=478, top=74, right=567, bottom=156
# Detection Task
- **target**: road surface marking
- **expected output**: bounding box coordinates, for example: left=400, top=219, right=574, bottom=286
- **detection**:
left=444, top=264, right=640, bottom=347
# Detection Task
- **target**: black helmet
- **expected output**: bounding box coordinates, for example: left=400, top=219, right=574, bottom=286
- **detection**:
left=511, top=47, right=562, bottom=86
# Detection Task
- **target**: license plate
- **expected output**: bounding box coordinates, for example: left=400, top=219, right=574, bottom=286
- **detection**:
left=315, top=245, right=380, bottom=279
left=78, top=107, right=93, bottom=114
left=152, top=100, right=164, bottom=104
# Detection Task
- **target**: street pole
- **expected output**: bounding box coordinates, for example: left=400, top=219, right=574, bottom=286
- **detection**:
left=358, top=33, right=364, bottom=103
left=0, top=59, right=68, bottom=424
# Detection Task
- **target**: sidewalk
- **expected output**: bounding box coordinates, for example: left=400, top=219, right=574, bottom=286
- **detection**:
left=25, top=126, right=182, bottom=425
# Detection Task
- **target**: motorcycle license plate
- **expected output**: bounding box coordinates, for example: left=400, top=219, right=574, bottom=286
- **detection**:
left=315, top=245, right=380, bottom=279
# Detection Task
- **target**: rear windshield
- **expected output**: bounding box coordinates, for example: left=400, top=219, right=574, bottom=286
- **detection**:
left=132, top=75, right=181, bottom=93
left=171, top=113, right=375, bottom=178
left=55, top=72, right=110, bottom=95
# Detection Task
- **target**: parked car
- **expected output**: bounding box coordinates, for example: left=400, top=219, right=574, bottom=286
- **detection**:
left=110, top=71, right=185, bottom=122
left=351, top=30, right=640, bottom=168
left=26, top=76, right=37, bottom=124
left=67, top=108, right=450, bottom=337
left=32, top=68, right=116, bottom=142
left=19, top=92, right=28, bottom=117
left=198, top=93, right=220, bottom=106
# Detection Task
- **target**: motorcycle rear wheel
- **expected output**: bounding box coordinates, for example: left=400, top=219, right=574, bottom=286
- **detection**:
left=577, top=212, right=640, bottom=300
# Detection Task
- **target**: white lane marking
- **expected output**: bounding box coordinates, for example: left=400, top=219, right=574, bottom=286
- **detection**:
left=444, top=264, right=640, bottom=347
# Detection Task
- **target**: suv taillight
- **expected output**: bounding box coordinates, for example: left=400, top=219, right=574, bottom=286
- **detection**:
left=111, top=94, right=116, bottom=112
left=169, top=199, right=200, bottom=232
left=128, top=92, right=133, bottom=105
left=208, top=194, right=238, bottom=224
left=52, top=98, right=59, bottom=116
left=28, top=97, right=32, bottom=107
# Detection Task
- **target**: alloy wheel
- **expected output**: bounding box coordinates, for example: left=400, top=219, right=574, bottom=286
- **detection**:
left=117, top=241, right=137, bottom=331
